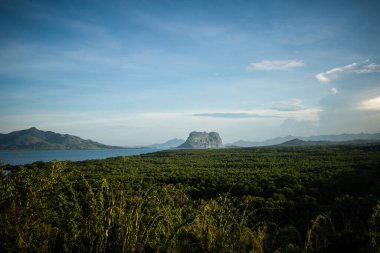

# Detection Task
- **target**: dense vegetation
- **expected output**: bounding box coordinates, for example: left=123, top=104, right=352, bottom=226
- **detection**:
left=1, top=144, right=380, bottom=252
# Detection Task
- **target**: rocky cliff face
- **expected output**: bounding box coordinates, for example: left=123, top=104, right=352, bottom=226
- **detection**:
left=177, top=131, right=224, bottom=149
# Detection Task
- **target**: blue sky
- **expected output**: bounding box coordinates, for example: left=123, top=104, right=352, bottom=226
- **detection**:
left=1, top=0, right=380, bottom=145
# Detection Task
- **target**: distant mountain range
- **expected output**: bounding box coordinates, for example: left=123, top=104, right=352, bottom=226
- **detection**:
left=148, top=138, right=185, bottom=149
left=3, top=127, right=380, bottom=151
left=226, top=133, right=380, bottom=147
left=0, top=127, right=122, bottom=150
left=278, top=138, right=380, bottom=146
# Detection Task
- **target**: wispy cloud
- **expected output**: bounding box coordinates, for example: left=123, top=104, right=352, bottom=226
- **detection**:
left=0, top=43, right=134, bottom=80
left=354, top=63, right=380, bottom=74
left=246, top=60, right=304, bottom=71
left=269, top=99, right=306, bottom=111
left=315, top=62, right=358, bottom=83
left=329, top=88, right=338, bottom=95
left=192, top=103, right=321, bottom=121
left=193, top=113, right=278, bottom=119
left=315, top=60, right=380, bottom=83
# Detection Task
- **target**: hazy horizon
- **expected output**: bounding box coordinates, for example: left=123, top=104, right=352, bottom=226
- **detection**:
left=2, top=126, right=380, bottom=147
left=1, top=0, right=380, bottom=146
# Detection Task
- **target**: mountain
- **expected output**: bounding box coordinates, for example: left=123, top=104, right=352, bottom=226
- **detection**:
left=226, top=133, right=380, bottom=147
left=278, top=138, right=380, bottom=147
left=277, top=138, right=333, bottom=146
left=177, top=131, right=224, bottom=149
left=226, top=135, right=297, bottom=147
left=148, top=138, right=185, bottom=149
left=304, top=133, right=380, bottom=142
left=0, top=127, right=122, bottom=150
left=278, top=138, right=311, bottom=146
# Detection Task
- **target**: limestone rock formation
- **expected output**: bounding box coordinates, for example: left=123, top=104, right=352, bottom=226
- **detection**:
left=177, top=131, right=224, bottom=149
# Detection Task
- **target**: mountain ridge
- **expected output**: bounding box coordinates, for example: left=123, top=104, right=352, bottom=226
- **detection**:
left=278, top=138, right=380, bottom=147
left=148, top=138, right=185, bottom=149
left=0, top=127, right=123, bottom=150
left=278, top=138, right=311, bottom=146
left=226, top=133, right=380, bottom=147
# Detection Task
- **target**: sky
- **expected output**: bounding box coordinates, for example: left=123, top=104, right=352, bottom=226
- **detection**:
left=1, top=0, right=380, bottom=146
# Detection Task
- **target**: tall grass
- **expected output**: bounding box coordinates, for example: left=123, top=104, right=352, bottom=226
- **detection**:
left=304, top=214, right=335, bottom=253
left=0, top=162, right=268, bottom=252
left=0, top=159, right=378, bottom=252
left=369, top=202, right=380, bottom=253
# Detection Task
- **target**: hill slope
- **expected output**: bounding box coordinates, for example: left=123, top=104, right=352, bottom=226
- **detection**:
left=278, top=138, right=312, bottom=146
left=0, top=127, right=122, bottom=150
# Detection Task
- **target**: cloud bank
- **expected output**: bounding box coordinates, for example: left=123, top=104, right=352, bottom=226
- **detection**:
left=359, top=96, right=380, bottom=111
left=247, top=60, right=304, bottom=71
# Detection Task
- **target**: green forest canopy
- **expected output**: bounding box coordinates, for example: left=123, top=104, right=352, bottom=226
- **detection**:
left=1, top=144, right=380, bottom=252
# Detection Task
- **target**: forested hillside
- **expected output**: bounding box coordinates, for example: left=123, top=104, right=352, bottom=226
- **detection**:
left=0, top=127, right=121, bottom=150
left=1, top=144, right=379, bottom=252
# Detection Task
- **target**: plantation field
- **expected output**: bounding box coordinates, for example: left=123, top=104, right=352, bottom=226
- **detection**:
left=1, top=144, right=380, bottom=252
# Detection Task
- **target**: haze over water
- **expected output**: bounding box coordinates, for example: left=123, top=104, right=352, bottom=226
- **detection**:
left=0, top=148, right=158, bottom=165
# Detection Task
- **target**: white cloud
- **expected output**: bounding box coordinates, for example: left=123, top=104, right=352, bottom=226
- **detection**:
left=329, top=88, right=338, bottom=95
left=353, top=63, right=380, bottom=74
left=359, top=96, right=380, bottom=110
left=315, top=73, right=331, bottom=83
left=315, top=60, right=380, bottom=83
left=247, top=60, right=304, bottom=71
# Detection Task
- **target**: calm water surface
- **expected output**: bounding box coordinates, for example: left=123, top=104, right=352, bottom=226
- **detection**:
left=0, top=148, right=159, bottom=165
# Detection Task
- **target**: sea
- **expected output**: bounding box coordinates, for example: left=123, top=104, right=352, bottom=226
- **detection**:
left=0, top=148, right=159, bottom=165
